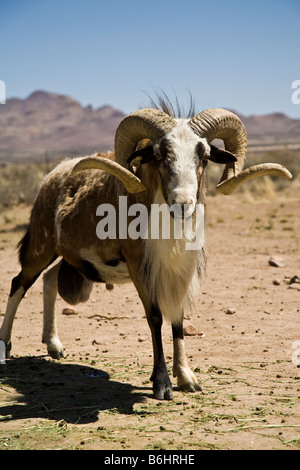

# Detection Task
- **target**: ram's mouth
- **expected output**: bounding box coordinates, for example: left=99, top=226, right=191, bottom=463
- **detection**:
left=168, top=204, right=195, bottom=222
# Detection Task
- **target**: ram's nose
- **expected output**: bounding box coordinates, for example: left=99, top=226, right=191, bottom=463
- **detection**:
left=171, top=198, right=195, bottom=219
left=171, top=196, right=194, bottom=206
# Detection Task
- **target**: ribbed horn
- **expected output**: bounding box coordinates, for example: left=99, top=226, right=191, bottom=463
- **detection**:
left=114, top=108, right=175, bottom=168
left=72, top=156, right=146, bottom=193
left=188, top=108, right=292, bottom=194
left=216, top=163, right=292, bottom=195
left=72, top=110, right=175, bottom=194
left=189, top=108, right=247, bottom=189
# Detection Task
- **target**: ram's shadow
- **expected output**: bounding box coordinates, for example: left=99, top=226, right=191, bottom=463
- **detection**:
left=0, top=357, right=148, bottom=424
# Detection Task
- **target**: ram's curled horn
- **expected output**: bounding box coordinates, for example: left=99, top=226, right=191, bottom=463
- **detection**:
left=72, top=109, right=175, bottom=194
left=114, top=108, right=176, bottom=168
left=216, top=163, right=292, bottom=195
left=72, top=156, right=146, bottom=193
left=188, top=108, right=292, bottom=195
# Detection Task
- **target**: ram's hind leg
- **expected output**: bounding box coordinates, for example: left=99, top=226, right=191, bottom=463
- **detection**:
left=0, top=228, right=57, bottom=358
left=0, top=273, right=27, bottom=357
left=172, top=318, right=202, bottom=393
left=42, top=260, right=64, bottom=359
left=0, top=264, right=55, bottom=358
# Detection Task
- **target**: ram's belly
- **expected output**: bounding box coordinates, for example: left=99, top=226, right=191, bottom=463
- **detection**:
left=96, top=260, right=131, bottom=284
left=79, top=248, right=131, bottom=284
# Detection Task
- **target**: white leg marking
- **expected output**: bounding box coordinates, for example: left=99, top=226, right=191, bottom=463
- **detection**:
left=42, top=261, right=64, bottom=359
left=173, top=337, right=201, bottom=392
left=0, top=287, right=24, bottom=344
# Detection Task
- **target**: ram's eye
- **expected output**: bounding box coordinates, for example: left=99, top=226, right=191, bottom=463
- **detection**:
left=155, top=151, right=162, bottom=161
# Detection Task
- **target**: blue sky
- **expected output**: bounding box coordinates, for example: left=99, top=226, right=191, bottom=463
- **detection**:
left=0, top=0, right=299, bottom=117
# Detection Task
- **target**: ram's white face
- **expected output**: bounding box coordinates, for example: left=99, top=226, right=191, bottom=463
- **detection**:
left=154, top=120, right=210, bottom=218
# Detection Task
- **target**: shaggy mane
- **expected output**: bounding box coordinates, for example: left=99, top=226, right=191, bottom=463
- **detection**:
left=145, top=91, right=196, bottom=119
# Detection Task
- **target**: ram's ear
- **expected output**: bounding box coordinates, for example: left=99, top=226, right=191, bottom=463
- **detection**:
left=208, top=144, right=237, bottom=164
left=127, top=145, right=154, bottom=168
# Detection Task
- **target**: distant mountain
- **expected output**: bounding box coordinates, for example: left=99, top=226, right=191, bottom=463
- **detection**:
left=0, top=91, right=299, bottom=162
left=0, top=91, right=125, bottom=158
left=234, top=111, right=300, bottom=146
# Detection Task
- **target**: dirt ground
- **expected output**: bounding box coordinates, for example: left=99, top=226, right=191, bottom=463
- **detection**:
left=0, top=183, right=299, bottom=450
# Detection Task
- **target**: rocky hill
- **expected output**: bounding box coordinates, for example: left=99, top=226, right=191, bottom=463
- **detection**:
left=0, top=91, right=125, bottom=161
left=0, top=90, right=299, bottom=163
left=236, top=111, right=300, bottom=146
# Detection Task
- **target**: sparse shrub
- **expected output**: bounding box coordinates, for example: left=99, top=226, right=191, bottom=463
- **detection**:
left=0, top=163, right=45, bottom=208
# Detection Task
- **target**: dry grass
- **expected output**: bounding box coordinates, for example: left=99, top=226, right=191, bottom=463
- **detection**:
left=0, top=163, right=46, bottom=208
left=1, top=148, right=299, bottom=209
left=1, top=355, right=299, bottom=450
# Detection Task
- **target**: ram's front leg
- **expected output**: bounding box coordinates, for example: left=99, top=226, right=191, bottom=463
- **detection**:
left=172, top=318, right=202, bottom=393
left=147, top=305, right=173, bottom=400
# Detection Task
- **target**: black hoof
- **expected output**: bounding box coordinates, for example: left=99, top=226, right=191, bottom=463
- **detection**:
left=153, top=386, right=173, bottom=400
left=152, top=372, right=174, bottom=400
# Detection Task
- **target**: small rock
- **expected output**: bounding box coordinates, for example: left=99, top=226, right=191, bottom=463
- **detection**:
left=273, top=279, right=280, bottom=285
left=62, top=307, right=77, bottom=315
left=289, top=275, right=300, bottom=285
left=268, top=256, right=285, bottom=268
left=106, top=283, right=114, bottom=290
left=138, top=337, right=146, bottom=342
left=226, top=308, right=236, bottom=315
left=183, top=320, right=198, bottom=336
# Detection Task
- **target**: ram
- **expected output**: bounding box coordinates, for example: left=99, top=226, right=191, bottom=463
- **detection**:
left=0, top=99, right=292, bottom=400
